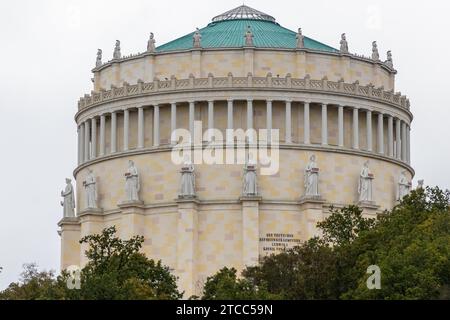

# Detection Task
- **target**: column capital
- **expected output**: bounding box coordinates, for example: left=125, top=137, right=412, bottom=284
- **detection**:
left=303, top=100, right=311, bottom=105
left=285, top=99, right=292, bottom=103
left=227, top=98, right=234, bottom=103
left=247, top=98, right=253, bottom=103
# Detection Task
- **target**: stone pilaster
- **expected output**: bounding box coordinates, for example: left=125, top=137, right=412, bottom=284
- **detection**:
left=240, top=196, right=262, bottom=268
left=357, top=201, right=380, bottom=218
left=176, top=199, right=199, bottom=298
left=58, top=217, right=81, bottom=270
left=299, top=197, right=326, bottom=240
left=78, top=212, right=104, bottom=267
left=118, top=201, right=145, bottom=240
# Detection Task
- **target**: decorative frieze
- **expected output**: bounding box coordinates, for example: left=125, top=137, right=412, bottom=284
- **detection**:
left=78, top=74, right=411, bottom=111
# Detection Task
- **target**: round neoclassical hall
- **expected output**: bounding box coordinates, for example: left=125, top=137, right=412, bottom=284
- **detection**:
left=59, top=5, right=414, bottom=297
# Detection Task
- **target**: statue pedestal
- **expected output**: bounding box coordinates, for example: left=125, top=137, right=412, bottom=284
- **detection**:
left=299, top=195, right=324, bottom=204
left=357, top=200, right=378, bottom=209
left=79, top=207, right=103, bottom=216
left=240, top=195, right=262, bottom=202
left=357, top=201, right=380, bottom=218
left=178, top=195, right=197, bottom=200
left=118, top=200, right=144, bottom=208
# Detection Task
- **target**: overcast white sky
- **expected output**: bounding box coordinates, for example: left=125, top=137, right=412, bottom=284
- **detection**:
left=0, top=0, right=449, bottom=289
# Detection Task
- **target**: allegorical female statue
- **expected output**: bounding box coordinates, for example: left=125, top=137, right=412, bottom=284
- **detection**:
left=193, top=28, right=202, bottom=48
left=304, top=155, right=320, bottom=197
left=397, top=171, right=411, bottom=201
left=84, top=169, right=98, bottom=209
left=358, top=161, right=374, bottom=202
left=243, top=157, right=258, bottom=196
left=147, top=32, right=156, bottom=53
left=125, top=160, right=140, bottom=202
left=296, top=28, right=304, bottom=49
left=179, top=156, right=196, bottom=198
left=61, top=178, right=75, bottom=218
left=340, top=33, right=349, bottom=53
left=244, top=26, right=254, bottom=46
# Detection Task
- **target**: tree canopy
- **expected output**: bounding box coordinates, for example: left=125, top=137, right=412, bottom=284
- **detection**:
left=202, top=187, right=450, bottom=300
left=0, top=226, right=182, bottom=300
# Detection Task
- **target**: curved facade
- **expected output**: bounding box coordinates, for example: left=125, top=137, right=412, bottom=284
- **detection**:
left=59, top=5, right=413, bottom=297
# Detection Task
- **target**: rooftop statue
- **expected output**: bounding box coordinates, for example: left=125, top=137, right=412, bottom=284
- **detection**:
left=417, top=180, right=425, bottom=190
left=147, top=32, right=156, bottom=53
left=193, top=28, right=202, bottom=48
left=61, top=178, right=75, bottom=218
left=113, top=40, right=121, bottom=59
left=125, top=160, right=140, bottom=202
left=372, top=41, right=380, bottom=61
left=385, top=50, right=394, bottom=68
left=296, top=28, right=304, bottom=49
left=96, top=49, right=102, bottom=67
left=244, top=25, right=254, bottom=46
left=340, top=33, right=349, bottom=53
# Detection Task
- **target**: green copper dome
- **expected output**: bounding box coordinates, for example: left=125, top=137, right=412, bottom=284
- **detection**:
left=156, top=5, right=337, bottom=53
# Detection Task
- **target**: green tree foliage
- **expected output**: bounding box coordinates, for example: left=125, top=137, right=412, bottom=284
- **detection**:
left=317, top=205, right=376, bottom=246
left=67, top=226, right=182, bottom=300
left=0, top=226, right=181, bottom=300
left=343, top=187, right=450, bottom=299
left=203, top=187, right=450, bottom=300
left=0, top=263, right=66, bottom=300
left=202, top=267, right=280, bottom=300
left=243, top=238, right=339, bottom=300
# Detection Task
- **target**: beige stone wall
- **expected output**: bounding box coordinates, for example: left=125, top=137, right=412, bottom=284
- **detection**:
left=75, top=148, right=411, bottom=214
left=66, top=146, right=411, bottom=296
left=94, top=49, right=395, bottom=92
